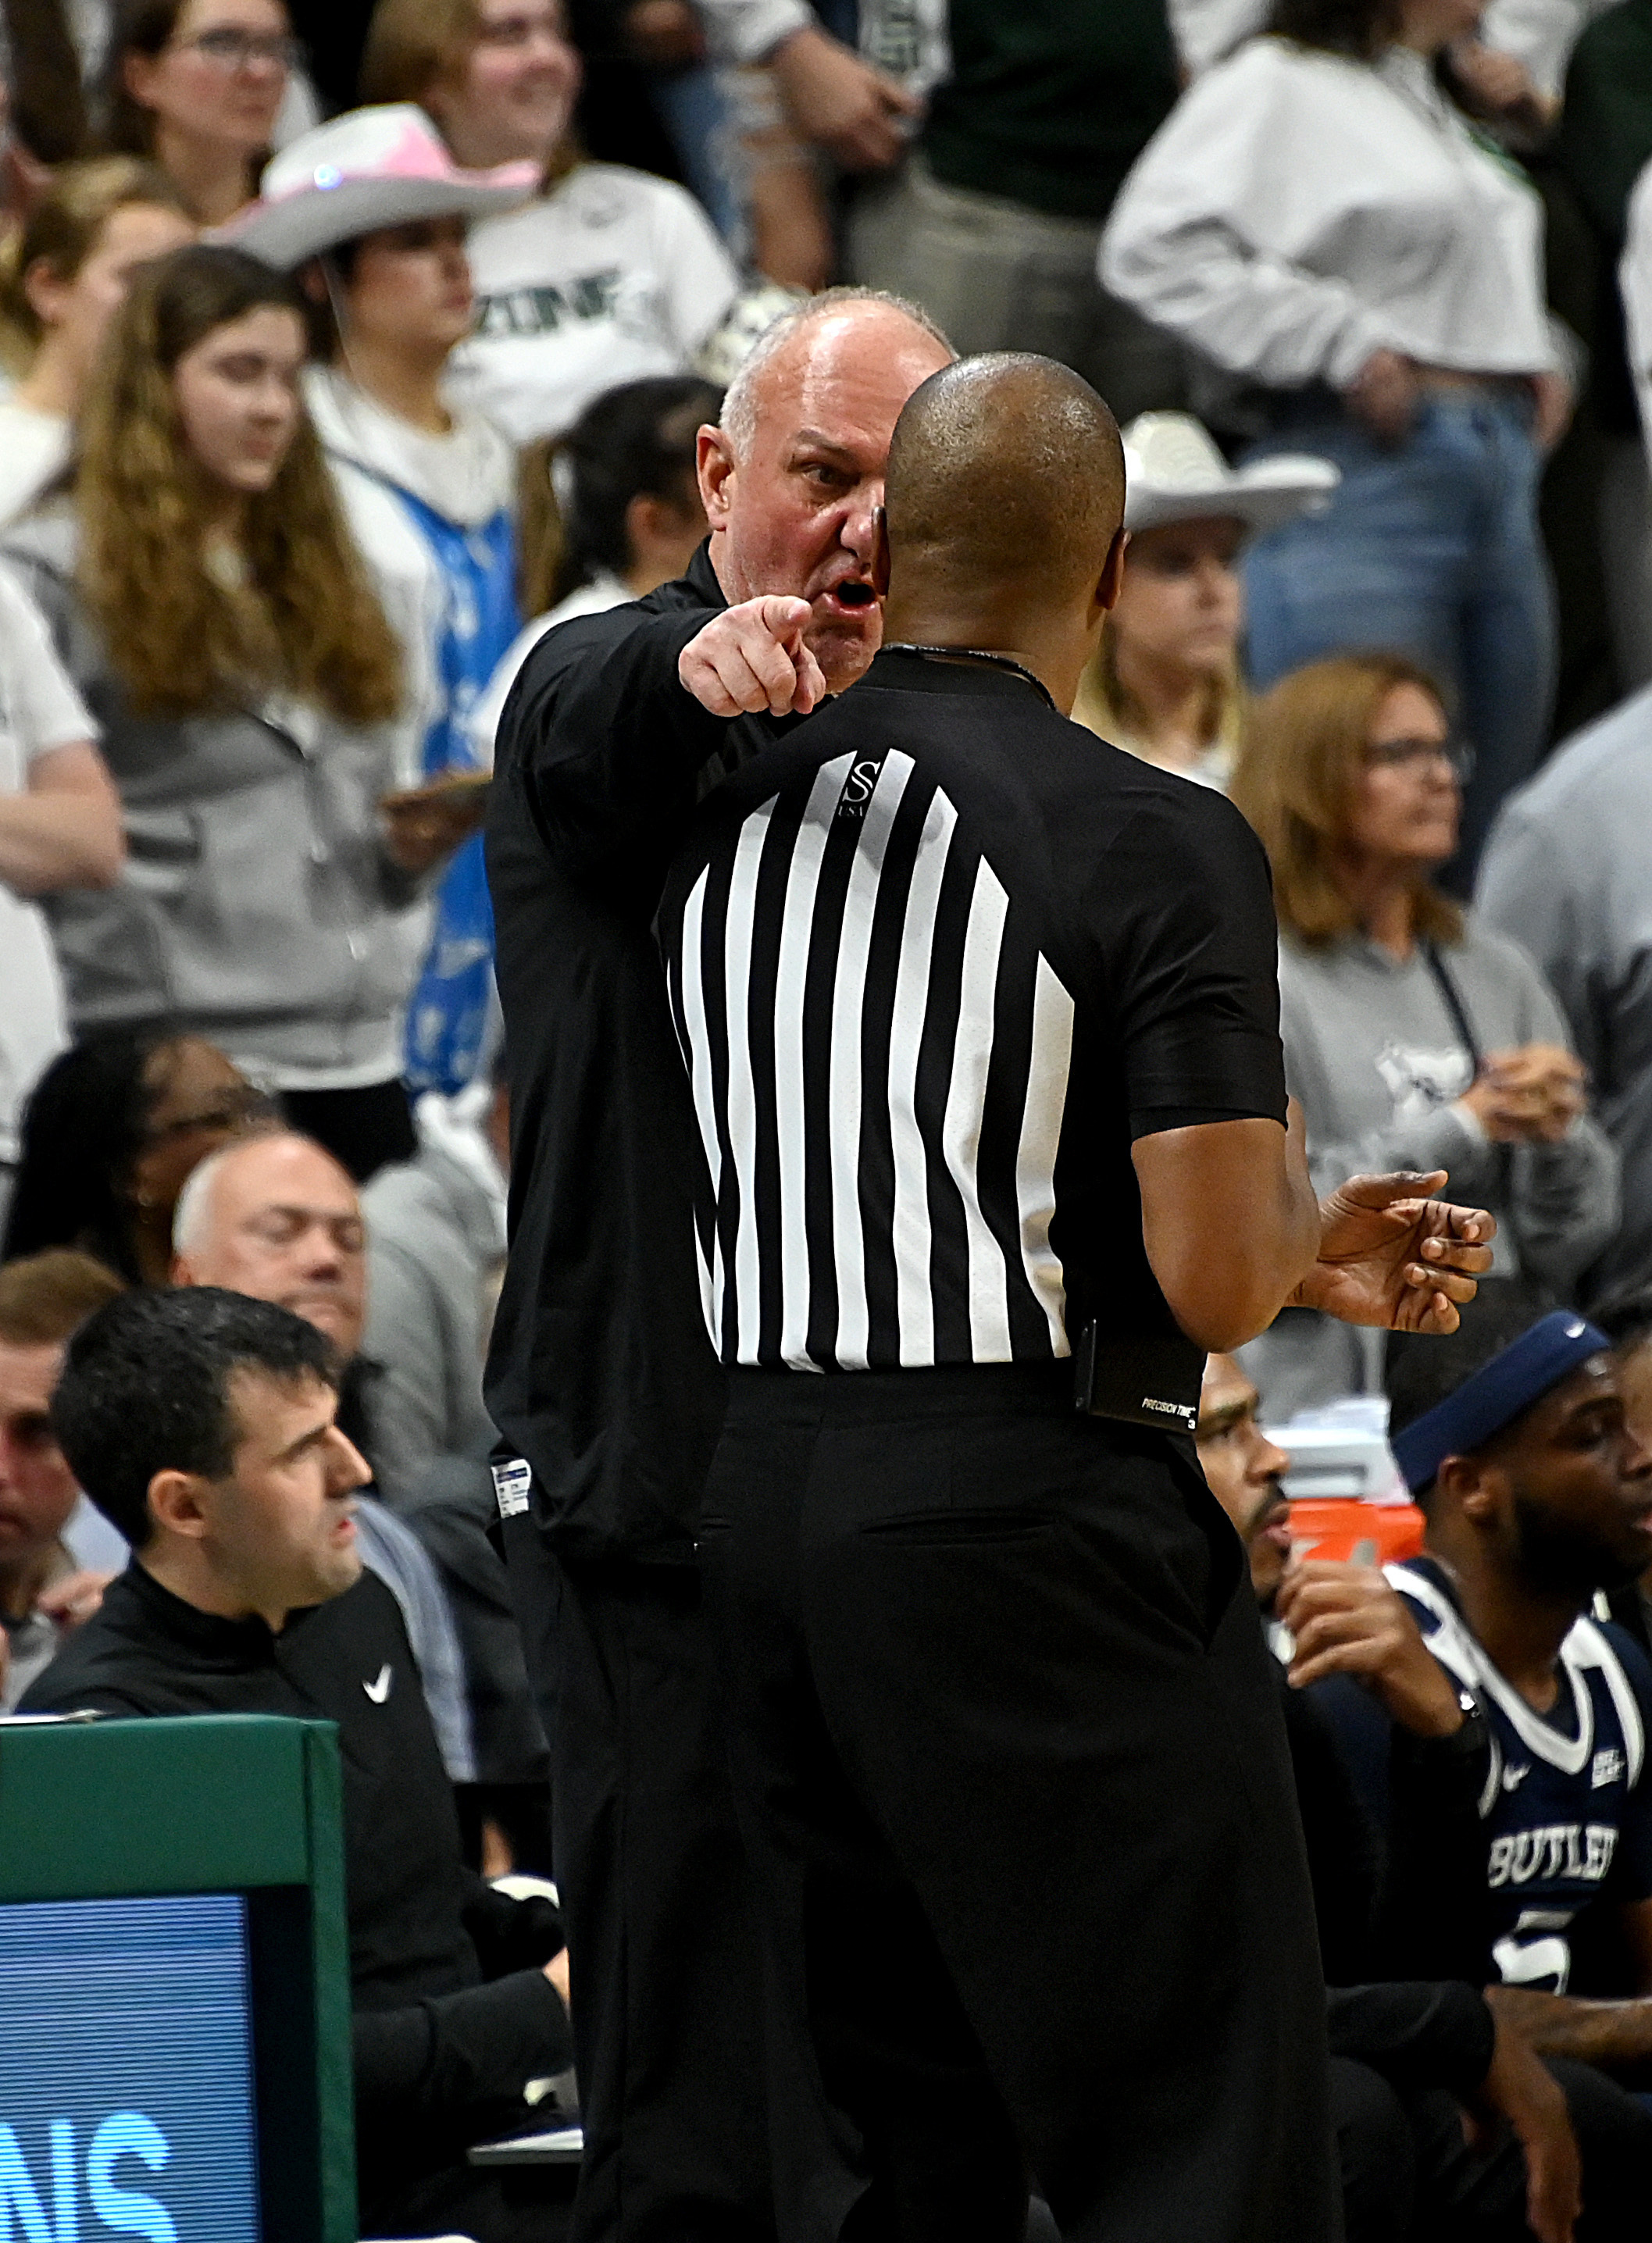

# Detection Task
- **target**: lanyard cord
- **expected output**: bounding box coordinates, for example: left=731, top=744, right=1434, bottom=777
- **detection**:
left=881, top=643, right=1060, bottom=712
left=1423, top=940, right=1483, bottom=1075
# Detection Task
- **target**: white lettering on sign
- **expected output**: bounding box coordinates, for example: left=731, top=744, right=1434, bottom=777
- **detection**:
left=0, top=2113, right=177, bottom=2242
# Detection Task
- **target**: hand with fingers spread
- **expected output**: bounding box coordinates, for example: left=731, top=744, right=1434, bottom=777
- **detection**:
left=1277, top=1556, right=1468, bottom=1735
left=679, top=595, right=828, bottom=719
left=1290, top=1170, right=1496, bottom=1332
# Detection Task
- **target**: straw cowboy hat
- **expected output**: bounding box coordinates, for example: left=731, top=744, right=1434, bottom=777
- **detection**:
left=219, top=104, right=539, bottom=270
left=1122, top=412, right=1340, bottom=536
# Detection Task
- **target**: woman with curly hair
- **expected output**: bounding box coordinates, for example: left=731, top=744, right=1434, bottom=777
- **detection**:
left=2, top=244, right=473, bottom=1179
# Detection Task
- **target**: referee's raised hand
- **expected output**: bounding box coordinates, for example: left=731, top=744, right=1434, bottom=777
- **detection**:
left=679, top=597, right=828, bottom=719
left=1290, top=1170, right=1497, bottom=1333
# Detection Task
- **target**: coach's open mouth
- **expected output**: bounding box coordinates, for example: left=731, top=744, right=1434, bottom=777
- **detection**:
left=823, top=580, right=877, bottom=614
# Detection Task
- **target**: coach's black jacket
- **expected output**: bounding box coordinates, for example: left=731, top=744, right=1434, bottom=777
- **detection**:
left=21, top=1564, right=572, bottom=2196
left=485, top=543, right=793, bottom=1564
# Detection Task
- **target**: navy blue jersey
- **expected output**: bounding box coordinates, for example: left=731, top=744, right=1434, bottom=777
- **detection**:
left=1391, top=1558, right=1652, bottom=1991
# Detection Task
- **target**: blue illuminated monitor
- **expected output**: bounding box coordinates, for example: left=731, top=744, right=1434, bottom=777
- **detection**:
left=0, top=1714, right=355, bottom=2243
left=0, top=1895, right=259, bottom=2241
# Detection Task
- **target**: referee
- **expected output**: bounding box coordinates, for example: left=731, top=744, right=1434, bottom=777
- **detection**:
left=658, top=355, right=1491, bottom=2241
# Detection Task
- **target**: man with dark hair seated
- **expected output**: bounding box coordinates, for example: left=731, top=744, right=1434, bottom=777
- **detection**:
left=1310, top=1304, right=1652, bottom=2164
left=20, top=1286, right=575, bottom=2243
left=1196, top=1348, right=1652, bottom=2242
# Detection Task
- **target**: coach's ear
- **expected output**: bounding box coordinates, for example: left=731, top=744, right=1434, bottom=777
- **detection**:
left=871, top=506, right=891, bottom=601
left=147, top=1467, right=212, bottom=1544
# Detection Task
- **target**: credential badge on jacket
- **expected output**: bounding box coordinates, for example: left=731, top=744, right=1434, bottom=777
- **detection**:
left=491, top=1457, right=533, bottom=1520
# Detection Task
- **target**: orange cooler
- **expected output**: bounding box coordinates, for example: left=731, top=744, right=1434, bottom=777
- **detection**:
left=1287, top=1496, right=1425, bottom=1566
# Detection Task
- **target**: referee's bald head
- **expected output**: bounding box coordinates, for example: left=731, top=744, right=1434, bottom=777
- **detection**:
left=880, top=355, right=1126, bottom=612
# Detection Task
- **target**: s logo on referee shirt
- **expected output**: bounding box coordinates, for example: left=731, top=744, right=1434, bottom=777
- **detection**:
left=837, top=758, right=883, bottom=819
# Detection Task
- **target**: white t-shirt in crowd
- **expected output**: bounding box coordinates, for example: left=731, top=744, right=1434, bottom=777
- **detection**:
left=0, top=561, right=98, bottom=1162
left=1170, top=0, right=1611, bottom=91
left=0, top=398, right=71, bottom=532
left=448, top=162, right=740, bottom=444
left=468, top=572, right=630, bottom=762
left=1101, top=38, right=1559, bottom=393
left=1618, top=164, right=1652, bottom=485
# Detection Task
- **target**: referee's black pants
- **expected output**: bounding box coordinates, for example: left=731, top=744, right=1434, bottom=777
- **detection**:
left=501, top=1510, right=776, bottom=2243
left=699, top=1361, right=1343, bottom=2243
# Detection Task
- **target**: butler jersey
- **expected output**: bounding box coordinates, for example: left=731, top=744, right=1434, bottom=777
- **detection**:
left=1392, top=1557, right=1652, bottom=1992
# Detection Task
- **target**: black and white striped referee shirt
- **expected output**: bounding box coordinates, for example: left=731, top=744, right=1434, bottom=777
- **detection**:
left=658, top=649, right=1287, bottom=1373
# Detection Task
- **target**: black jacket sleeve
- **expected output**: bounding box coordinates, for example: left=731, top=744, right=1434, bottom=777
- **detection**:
left=1309, top=1673, right=1497, bottom=1986
left=501, top=597, right=730, bottom=886
left=459, top=1869, right=566, bottom=1977
left=351, top=1967, right=574, bottom=2130
left=1326, top=1981, right=1495, bottom=2101
left=1277, top=1670, right=1383, bottom=1983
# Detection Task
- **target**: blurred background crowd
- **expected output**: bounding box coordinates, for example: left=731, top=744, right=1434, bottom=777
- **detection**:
left=11, top=0, right=1652, bottom=2231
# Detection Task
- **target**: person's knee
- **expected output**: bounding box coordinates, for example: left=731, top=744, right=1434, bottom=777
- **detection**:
left=1544, top=2056, right=1652, bottom=2240
left=1331, top=2056, right=1416, bottom=2243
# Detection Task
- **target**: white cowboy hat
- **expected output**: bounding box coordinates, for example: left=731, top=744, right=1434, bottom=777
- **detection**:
left=217, top=105, right=540, bottom=271
left=1122, top=412, right=1340, bottom=536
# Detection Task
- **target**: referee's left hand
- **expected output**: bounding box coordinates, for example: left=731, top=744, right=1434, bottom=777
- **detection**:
left=1289, top=1171, right=1497, bottom=1333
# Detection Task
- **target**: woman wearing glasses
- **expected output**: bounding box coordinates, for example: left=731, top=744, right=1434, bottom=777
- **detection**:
left=1231, top=651, right=1619, bottom=1416
left=101, top=0, right=301, bottom=224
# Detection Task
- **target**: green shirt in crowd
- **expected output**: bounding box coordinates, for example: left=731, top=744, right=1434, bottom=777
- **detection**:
left=922, top=0, right=1180, bottom=223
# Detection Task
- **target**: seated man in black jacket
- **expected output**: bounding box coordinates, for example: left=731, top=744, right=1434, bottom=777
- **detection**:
left=20, top=1286, right=574, bottom=2243
left=1197, top=1349, right=1652, bottom=2243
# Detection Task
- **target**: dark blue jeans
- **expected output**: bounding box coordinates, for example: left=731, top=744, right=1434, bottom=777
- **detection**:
left=1241, top=390, right=1556, bottom=884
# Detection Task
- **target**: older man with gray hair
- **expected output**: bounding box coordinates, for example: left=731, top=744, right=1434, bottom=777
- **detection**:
left=172, top=1131, right=476, bottom=1788
left=485, top=287, right=956, bottom=2243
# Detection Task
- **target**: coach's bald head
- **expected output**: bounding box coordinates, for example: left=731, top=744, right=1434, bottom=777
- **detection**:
left=874, top=355, right=1129, bottom=716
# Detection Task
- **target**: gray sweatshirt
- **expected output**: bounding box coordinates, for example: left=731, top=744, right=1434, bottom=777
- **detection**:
left=1243, top=917, right=1620, bottom=1416
left=1, top=508, right=430, bottom=1089
left=1477, top=684, right=1652, bottom=1308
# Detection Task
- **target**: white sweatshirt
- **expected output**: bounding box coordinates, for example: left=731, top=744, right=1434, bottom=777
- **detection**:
left=448, top=162, right=740, bottom=445
left=1101, top=37, right=1558, bottom=392
left=305, top=367, right=516, bottom=790
left=1170, top=0, right=1610, bottom=89
left=0, top=561, right=95, bottom=1161
left=1619, top=162, right=1652, bottom=487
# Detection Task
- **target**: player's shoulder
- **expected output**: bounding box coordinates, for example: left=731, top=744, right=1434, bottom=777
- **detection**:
left=1586, top=1613, right=1652, bottom=1725
left=1383, top=1558, right=1478, bottom=1667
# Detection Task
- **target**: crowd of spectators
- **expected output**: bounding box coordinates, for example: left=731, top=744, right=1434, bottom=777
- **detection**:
left=10, top=0, right=1652, bottom=2236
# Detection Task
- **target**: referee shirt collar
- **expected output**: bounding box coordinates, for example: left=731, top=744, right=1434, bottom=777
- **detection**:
left=867, top=647, right=1055, bottom=702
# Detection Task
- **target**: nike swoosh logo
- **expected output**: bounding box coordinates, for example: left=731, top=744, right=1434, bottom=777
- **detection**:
left=1501, top=1763, right=1529, bottom=1791
left=362, top=1664, right=392, bottom=1705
